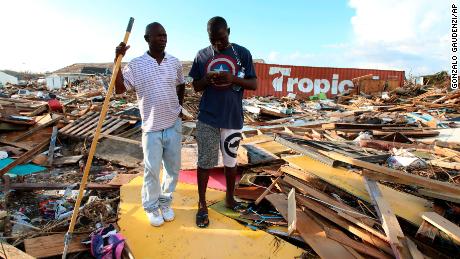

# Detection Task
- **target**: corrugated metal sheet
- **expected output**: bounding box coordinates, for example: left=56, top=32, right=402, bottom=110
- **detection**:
left=244, top=63, right=405, bottom=98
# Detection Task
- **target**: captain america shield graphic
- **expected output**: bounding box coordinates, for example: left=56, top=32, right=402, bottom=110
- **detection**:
left=206, top=54, right=238, bottom=88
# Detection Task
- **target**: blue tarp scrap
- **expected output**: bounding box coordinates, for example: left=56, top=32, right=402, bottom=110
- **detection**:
left=407, top=112, right=449, bottom=128
left=0, top=158, right=47, bottom=177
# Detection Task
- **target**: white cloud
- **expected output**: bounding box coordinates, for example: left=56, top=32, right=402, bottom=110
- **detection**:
left=267, top=0, right=450, bottom=76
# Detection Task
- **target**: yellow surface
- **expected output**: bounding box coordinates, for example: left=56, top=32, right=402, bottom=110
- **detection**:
left=284, top=155, right=433, bottom=225
left=118, top=176, right=304, bottom=259
left=256, top=141, right=291, bottom=155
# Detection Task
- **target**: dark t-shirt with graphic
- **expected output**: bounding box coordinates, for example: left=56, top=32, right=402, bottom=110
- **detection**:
left=189, top=43, right=256, bottom=129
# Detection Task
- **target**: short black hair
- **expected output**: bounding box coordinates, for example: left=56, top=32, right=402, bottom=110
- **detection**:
left=145, top=22, right=162, bottom=35
left=207, top=16, right=227, bottom=34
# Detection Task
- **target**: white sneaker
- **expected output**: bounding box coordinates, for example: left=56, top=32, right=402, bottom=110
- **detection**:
left=160, top=205, right=175, bottom=222
left=146, top=209, right=164, bottom=227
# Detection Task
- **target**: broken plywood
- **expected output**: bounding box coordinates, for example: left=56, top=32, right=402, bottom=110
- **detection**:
left=0, top=242, right=35, bottom=259
left=24, top=233, right=87, bottom=258
left=265, top=193, right=356, bottom=259
left=283, top=155, right=432, bottom=225
left=95, top=138, right=143, bottom=168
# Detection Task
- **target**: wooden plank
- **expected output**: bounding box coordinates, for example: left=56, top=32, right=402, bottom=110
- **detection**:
left=362, top=171, right=459, bottom=203
left=24, top=233, right=87, bottom=258
left=99, top=134, right=141, bottom=145
left=60, top=112, right=97, bottom=134
left=287, top=188, right=296, bottom=235
left=421, top=212, right=460, bottom=244
left=265, top=193, right=357, bottom=259
left=359, top=139, right=433, bottom=152
left=344, top=246, right=366, bottom=259
left=260, top=108, right=287, bottom=118
left=322, top=225, right=391, bottom=259
left=282, top=174, right=378, bottom=228
left=240, top=143, right=279, bottom=164
left=58, top=111, right=94, bottom=132
left=64, top=114, right=99, bottom=135
left=108, top=173, right=142, bottom=186
left=86, top=117, right=120, bottom=137
left=275, top=136, right=338, bottom=167
left=53, top=155, right=83, bottom=166
left=428, top=160, right=460, bottom=170
left=302, top=208, right=392, bottom=259
left=256, top=141, right=290, bottom=155
left=117, top=126, right=141, bottom=138
left=240, top=134, right=273, bottom=145
left=254, top=175, right=282, bottom=205
left=80, top=119, right=118, bottom=137
left=315, top=148, right=460, bottom=196
left=433, top=146, right=460, bottom=162
left=32, top=153, right=49, bottom=166
left=28, top=104, right=48, bottom=116
left=290, top=188, right=393, bottom=255
left=7, top=182, right=120, bottom=190
left=95, top=138, right=143, bottom=168
left=406, top=238, right=425, bottom=259
left=69, top=116, right=101, bottom=136
left=0, top=139, right=49, bottom=176
left=322, top=123, right=386, bottom=130
left=417, top=188, right=460, bottom=203
left=0, top=242, right=35, bottom=259
left=372, top=130, right=439, bottom=138
left=416, top=204, right=445, bottom=243
left=282, top=156, right=432, bottom=225
left=12, top=115, right=63, bottom=142
left=100, top=120, right=129, bottom=136
left=337, top=211, right=388, bottom=242
left=363, top=176, right=415, bottom=259
left=47, top=126, right=58, bottom=166
left=0, top=139, right=34, bottom=151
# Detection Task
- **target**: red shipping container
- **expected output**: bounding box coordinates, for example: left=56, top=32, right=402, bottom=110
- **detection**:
left=244, top=63, right=405, bottom=98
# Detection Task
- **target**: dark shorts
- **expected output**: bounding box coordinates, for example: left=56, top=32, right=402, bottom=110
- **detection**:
left=196, top=121, right=242, bottom=169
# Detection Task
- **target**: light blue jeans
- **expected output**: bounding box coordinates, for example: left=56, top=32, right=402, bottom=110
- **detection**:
left=142, top=118, right=181, bottom=212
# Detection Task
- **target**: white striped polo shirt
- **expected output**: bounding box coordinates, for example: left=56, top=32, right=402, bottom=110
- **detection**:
left=122, top=52, right=185, bottom=132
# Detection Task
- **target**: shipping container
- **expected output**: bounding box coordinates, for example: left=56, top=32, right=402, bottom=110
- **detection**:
left=244, top=63, right=405, bottom=98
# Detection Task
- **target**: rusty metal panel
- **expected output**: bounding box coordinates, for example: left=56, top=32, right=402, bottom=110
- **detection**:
left=244, top=63, right=405, bottom=98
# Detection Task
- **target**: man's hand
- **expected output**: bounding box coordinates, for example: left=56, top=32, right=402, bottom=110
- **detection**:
left=193, top=71, right=235, bottom=92
left=115, top=42, right=130, bottom=61
left=205, top=72, right=219, bottom=85
left=214, top=72, right=235, bottom=85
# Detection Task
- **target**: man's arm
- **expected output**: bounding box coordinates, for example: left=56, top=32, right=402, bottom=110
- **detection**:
left=115, top=67, right=127, bottom=94
left=114, top=42, right=130, bottom=94
left=192, top=77, right=208, bottom=92
left=176, top=83, right=185, bottom=105
left=233, top=77, right=257, bottom=91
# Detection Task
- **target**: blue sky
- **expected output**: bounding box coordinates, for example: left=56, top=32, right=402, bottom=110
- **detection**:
left=0, top=0, right=450, bottom=75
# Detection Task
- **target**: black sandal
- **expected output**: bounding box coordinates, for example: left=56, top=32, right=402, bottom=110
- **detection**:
left=196, top=209, right=209, bottom=228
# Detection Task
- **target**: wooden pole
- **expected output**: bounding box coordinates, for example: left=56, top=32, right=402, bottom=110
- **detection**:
left=62, top=17, right=134, bottom=259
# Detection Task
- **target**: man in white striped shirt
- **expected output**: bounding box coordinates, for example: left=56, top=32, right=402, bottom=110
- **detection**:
left=114, top=22, right=185, bottom=227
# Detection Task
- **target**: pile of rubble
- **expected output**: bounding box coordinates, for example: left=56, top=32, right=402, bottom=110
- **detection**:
left=0, top=72, right=459, bottom=258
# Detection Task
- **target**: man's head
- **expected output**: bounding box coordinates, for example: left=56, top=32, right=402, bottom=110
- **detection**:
left=144, top=22, right=167, bottom=53
left=207, top=16, right=230, bottom=52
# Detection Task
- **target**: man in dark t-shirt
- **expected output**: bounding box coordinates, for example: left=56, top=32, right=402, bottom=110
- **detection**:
left=189, top=16, right=257, bottom=228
